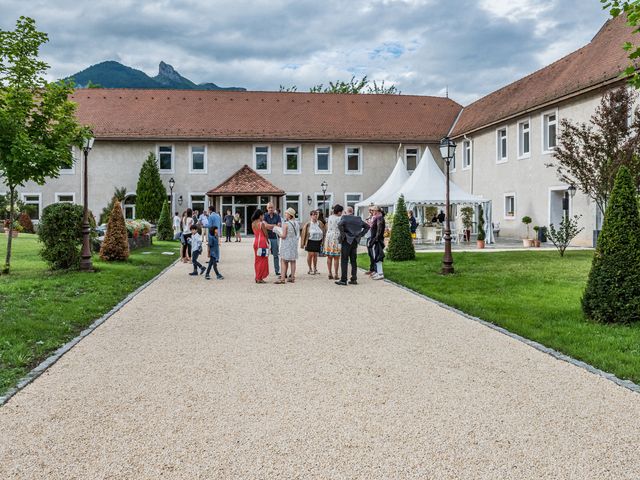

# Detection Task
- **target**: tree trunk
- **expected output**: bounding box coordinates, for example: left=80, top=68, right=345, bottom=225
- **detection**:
left=3, top=187, right=15, bottom=274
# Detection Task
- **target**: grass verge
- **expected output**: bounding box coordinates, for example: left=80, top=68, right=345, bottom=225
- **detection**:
left=359, top=250, right=640, bottom=384
left=0, top=234, right=179, bottom=396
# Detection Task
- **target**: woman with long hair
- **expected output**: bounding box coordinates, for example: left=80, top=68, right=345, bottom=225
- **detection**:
left=274, top=208, right=300, bottom=284
left=251, top=209, right=270, bottom=283
left=234, top=211, right=242, bottom=242
left=181, top=208, right=193, bottom=263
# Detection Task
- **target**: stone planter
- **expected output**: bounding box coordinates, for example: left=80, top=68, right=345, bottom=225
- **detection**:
left=477, top=240, right=485, bottom=249
left=522, top=238, right=534, bottom=247
left=3, top=228, right=19, bottom=238
left=128, top=234, right=152, bottom=250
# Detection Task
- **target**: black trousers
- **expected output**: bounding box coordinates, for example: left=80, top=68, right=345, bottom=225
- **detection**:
left=340, top=241, right=359, bottom=282
left=367, top=244, right=375, bottom=272
left=225, top=226, right=232, bottom=242
left=191, top=249, right=204, bottom=272
left=205, top=257, right=220, bottom=277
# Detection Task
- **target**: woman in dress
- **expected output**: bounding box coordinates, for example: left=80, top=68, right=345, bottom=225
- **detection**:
left=369, top=206, right=386, bottom=280
left=323, top=204, right=343, bottom=280
left=234, top=211, right=242, bottom=242
left=300, top=210, right=325, bottom=275
left=274, top=207, right=300, bottom=284
left=181, top=208, right=194, bottom=263
left=251, top=209, right=269, bottom=283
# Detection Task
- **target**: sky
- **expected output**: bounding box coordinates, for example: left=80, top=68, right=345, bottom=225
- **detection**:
left=0, top=0, right=612, bottom=105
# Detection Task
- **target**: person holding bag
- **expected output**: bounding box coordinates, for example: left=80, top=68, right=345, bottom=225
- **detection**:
left=251, top=209, right=270, bottom=283
left=274, top=208, right=300, bottom=284
left=300, top=210, right=325, bottom=275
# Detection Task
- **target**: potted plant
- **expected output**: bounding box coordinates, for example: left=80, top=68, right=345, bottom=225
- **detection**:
left=532, top=226, right=541, bottom=247
left=521, top=216, right=533, bottom=247
left=477, top=205, right=486, bottom=249
left=460, top=206, right=473, bottom=242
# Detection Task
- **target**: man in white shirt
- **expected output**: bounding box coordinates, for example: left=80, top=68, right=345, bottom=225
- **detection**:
left=172, top=211, right=181, bottom=240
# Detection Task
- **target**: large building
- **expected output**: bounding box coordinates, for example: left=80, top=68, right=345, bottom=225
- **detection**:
left=8, top=15, right=636, bottom=244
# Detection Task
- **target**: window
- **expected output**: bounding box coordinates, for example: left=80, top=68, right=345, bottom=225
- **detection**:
left=123, top=194, right=136, bottom=220
left=158, top=145, right=174, bottom=172
left=450, top=152, right=456, bottom=172
left=462, top=140, right=472, bottom=169
left=21, top=194, right=41, bottom=220
left=284, top=145, right=301, bottom=174
left=285, top=193, right=301, bottom=216
left=315, top=192, right=333, bottom=215
left=405, top=146, right=419, bottom=171
left=254, top=145, right=270, bottom=173
left=543, top=111, right=557, bottom=152
left=516, top=119, right=530, bottom=159
left=61, top=147, right=76, bottom=174
left=190, top=145, right=207, bottom=173
left=497, top=127, right=508, bottom=162
left=345, top=193, right=363, bottom=210
left=55, top=193, right=75, bottom=203
left=345, top=146, right=362, bottom=174
left=315, top=146, right=332, bottom=173
left=504, top=193, right=516, bottom=219
left=190, top=194, right=206, bottom=213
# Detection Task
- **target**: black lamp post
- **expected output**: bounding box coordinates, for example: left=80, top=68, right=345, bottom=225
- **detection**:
left=321, top=180, right=328, bottom=217
left=168, top=177, right=175, bottom=212
left=80, top=136, right=95, bottom=272
left=563, top=184, right=576, bottom=219
left=439, top=136, right=457, bottom=275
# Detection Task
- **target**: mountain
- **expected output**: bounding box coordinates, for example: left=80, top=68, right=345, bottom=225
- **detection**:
left=67, top=61, right=246, bottom=91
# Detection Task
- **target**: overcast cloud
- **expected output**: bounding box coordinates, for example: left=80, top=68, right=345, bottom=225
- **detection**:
left=0, top=0, right=611, bottom=104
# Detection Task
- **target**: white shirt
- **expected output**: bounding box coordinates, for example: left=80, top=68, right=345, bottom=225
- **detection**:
left=173, top=215, right=181, bottom=232
left=309, top=221, right=323, bottom=241
left=182, top=216, right=193, bottom=234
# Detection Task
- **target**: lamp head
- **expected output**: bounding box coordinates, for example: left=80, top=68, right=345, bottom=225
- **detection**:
left=439, top=136, right=456, bottom=162
left=321, top=180, right=328, bottom=194
left=83, top=136, right=95, bottom=152
left=568, top=184, right=577, bottom=198
left=169, top=177, right=175, bottom=189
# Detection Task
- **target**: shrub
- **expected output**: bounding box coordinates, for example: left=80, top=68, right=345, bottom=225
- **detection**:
left=521, top=215, right=532, bottom=238
left=387, top=195, right=415, bottom=261
left=547, top=215, right=583, bottom=257
left=99, top=186, right=126, bottom=224
left=100, top=200, right=129, bottom=261
left=582, top=167, right=640, bottom=323
left=156, top=201, right=173, bottom=240
left=136, top=153, right=166, bottom=223
left=477, top=205, right=486, bottom=242
left=125, top=219, right=152, bottom=238
left=38, top=203, right=84, bottom=269
left=18, top=212, right=34, bottom=233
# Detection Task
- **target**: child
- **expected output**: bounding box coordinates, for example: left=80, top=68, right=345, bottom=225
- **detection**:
left=189, top=225, right=206, bottom=276
left=205, top=226, right=223, bottom=280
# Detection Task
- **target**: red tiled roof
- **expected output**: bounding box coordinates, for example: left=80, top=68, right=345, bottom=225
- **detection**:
left=70, top=89, right=461, bottom=143
left=451, top=15, right=637, bottom=137
left=207, top=165, right=285, bottom=195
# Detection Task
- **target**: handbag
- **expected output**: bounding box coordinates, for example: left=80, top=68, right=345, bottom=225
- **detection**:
left=257, top=229, right=269, bottom=257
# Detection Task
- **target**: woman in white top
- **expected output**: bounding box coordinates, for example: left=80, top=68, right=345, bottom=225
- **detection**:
left=181, top=208, right=194, bottom=263
left=323, top=204, right=343, bottom=280
left=300, top=210, right=326, bottom=275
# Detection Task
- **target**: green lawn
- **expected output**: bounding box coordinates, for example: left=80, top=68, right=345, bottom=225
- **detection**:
left=0, top=234, right=179, bottom=396
left=359, top=251, right=640, bottom=384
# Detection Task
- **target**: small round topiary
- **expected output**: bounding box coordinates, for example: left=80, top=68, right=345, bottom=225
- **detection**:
left=38, top=203, right=84, bottom=269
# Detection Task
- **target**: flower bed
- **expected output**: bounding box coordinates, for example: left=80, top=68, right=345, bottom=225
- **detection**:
left=125, top=219, right=153, bottom=250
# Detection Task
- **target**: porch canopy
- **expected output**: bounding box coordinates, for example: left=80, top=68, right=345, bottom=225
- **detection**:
left=355, top=157, right=410, bottom=210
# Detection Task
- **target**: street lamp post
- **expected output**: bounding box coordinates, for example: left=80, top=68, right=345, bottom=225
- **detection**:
left=321, top=181, right=328, bottom=217
left=169, top=177, right=175, bottom=212
left=439, top=137, right=457, bottom=275
left=80, top=136, right=95, bottom=272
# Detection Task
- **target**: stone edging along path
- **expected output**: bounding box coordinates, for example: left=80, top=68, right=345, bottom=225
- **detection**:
left=0, top=258, right=180, bottom=407
left=383, top=277, right=640, bottom=395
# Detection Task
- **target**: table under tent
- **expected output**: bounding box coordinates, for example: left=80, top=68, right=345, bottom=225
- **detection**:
left=357, top=149, right=494, bottom=245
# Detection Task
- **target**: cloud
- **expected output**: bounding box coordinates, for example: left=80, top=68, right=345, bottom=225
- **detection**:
left=0, top=0, right=611, bottom=103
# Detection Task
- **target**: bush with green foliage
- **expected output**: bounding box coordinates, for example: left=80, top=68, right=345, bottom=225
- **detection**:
left=387, top=196, right=415, bottom=261
left=156, top=201, right=173, bottom=240
left=136, top=153, right=166, bottom=223
left=582, top=167, right=640, bottom=323
left=521, top=215, right=532, bottom=238
left=100, top=200, right=129, bottom=261
left=477, top=205, right=486, bottom=242
left=18, top=212, right=35, bottom=233
left=547, top=215, right=583, bottom=257
left=38, top=203, right=84, bottom=269
left=99, top=186, right=127, bottom=224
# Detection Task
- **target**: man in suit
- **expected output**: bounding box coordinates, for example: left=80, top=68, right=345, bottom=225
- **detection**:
left=336, top=206, right=370, bottom=286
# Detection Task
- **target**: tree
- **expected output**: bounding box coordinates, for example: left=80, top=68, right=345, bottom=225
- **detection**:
left=100, top=200, right=129, bottom=261
left=0, top=17, right=89, bottom=273
left=477, top=205, right=486, bottom=242
left=387, top=196, right=415, bottom=261
left=582, top=167, right=640, bottom=323
left=99, top=186, right=127, bottom=224
left=156, top=200, right=173, bottom=241
left=549, top=87, right=640, bottom=216
left=602, top=1, right=640, bottom=88
left=547, top=215, right=584, bottom=257
left=135, top=153, right=166, bottom=223
left=17, top=211, right=34, bottom=233
left=38, top=202, right=84, bottom=269
left=280, top=75, right=401, bottom=94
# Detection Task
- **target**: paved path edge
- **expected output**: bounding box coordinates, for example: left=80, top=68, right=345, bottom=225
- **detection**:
left=0, top=258, right=180, bottom=407
left=384, top=278, right=640, bottom=395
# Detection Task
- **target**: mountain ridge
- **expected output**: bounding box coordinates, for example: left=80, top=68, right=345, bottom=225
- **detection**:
left=67, top=60, right=246, bottom=91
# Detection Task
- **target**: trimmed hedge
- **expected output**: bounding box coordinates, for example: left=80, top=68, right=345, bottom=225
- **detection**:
left=387, top=195, right=415, bottom=261
left=100, top=200, right=130, bottom=261
left=38, top=203, right=84, bottom=269
left=582, top=167, right=640, bottom=323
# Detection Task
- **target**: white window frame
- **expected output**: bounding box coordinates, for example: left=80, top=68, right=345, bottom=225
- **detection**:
left=61, top=147, right=77, bottom=175
left=283, top=145, right=302, bottom=174
left=345, top=145, right=363, bottom=175
left=123, top=192, right=136, bottom=220
left=55, top=192, right=76, bottom=203
left=517, top=118, right=531, bottom=159
left=462, top=140, right=472, bottom=170
left=344, top=192, right=363, bottom=210
left=188, top=192, right=207, bottom=213
left=284, top=192, right=302, bottom=217
left=404, top=146, right=420, bottom=171
left=157, top=144, right=175, bottom=174
left=253, top=144, right=271, bottom=174
left=188, top=144, right=208, bottom=174
left=450, top=153, right=457, bottom=173
left=314, top=145, right=332, bottom=174
left=503, top=192, right=516, bottom=220
left=21, top=193, right=42, bottom=221
left=314, top=192, right=334, bottom=210
left=541, top=109, right=558, bottom=154
left=496, top=127, right=508, bottom=164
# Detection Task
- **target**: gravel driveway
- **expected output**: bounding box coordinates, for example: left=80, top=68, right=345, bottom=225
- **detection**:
left=1, top=241, right=639, bottom=479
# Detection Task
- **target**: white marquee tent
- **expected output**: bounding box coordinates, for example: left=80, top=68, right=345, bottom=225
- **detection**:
left=355, top=157, right=410, bottom=210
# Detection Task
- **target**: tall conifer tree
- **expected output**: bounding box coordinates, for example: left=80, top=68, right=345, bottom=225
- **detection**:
left=136, top=153, right=166, bottom=223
